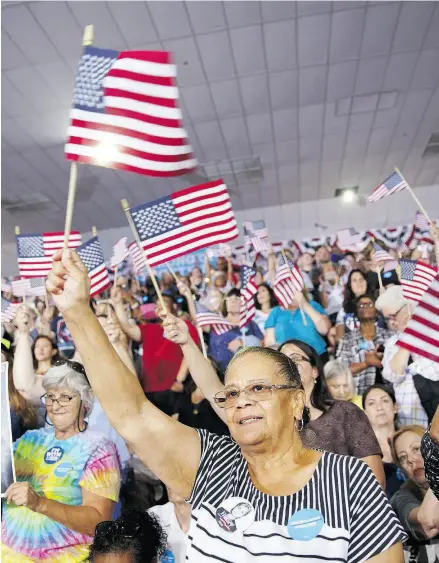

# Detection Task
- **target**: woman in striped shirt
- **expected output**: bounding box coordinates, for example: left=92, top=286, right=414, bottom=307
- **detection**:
left=46, top=251, right=406, bottom=563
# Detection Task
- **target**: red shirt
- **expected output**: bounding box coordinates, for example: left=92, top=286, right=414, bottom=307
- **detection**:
left=139, top=321, right=199, bottom=393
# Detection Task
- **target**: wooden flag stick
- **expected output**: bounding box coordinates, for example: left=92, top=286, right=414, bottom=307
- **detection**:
left=167, top=264, right=208, bottom=359
left=376, top=265, right=384, bottom=291
left=395, top=168, right=433, bottom=224
left=62, top=25, right=94, bottom=251
left=121, top=199, right=166, bottom=311
left=281, top=249, right=307, bottom=325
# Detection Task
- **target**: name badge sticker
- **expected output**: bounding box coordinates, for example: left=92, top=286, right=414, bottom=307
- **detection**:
left=215, top=497, right=255, bottom=533
left=288, top=508, right=324, bottom=541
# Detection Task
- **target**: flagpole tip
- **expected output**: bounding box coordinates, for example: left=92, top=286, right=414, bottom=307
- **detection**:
left=83, top=25, right=94, bottom=46
left=15, top=226, right=20, bottom=235
left=121, top=199, right=130, bottom=212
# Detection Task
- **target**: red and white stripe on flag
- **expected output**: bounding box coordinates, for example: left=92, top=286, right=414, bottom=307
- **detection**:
left=274, top=264, right=304, bottom=309
left=43, top=232, right=82, bottom=256
left=111, top=237, right=129, bottom=269
left=240, top=295, right=256, bottom=329
left=396, top=274, right=439, bottom=364
left=65, top=46, right=196, bottom=177
left=128, top=242, right=147, bottom=274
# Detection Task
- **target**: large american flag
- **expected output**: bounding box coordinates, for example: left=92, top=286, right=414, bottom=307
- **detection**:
left=130, top=179, right=238, bottom=267
left=400, top=259, right=438, bottom=302
left=77, top=237, right=111, bottom=297
left=1, top=297, right=19, bottom=323
left=396, top=273, right=439, bottom=364
left=195, top=302, right=232, bottom=335
left=128, top=241, right=147, bottom=275
left=240, top=264, right=258, bottom=328
left=16, top=231, right=82, bottom=278
left=65, top=46, right=196, bottom=177
left=110, top=237, right=129, bottom=269
left=368, top=170, right=408, bottom=203
left=274, top=263, right=304, bottom=309
left=415, top=212, right=430, bottom=232
left=243, top=220, right=269, bottom=253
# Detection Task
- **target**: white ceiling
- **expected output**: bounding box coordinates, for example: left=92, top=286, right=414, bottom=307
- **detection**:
left=2, top=0, right=439, bottom=244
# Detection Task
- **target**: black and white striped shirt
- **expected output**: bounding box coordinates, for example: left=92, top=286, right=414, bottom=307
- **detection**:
left=188, top=430, right=406, bottom=562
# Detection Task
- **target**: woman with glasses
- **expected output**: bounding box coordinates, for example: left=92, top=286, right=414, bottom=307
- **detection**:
left=279, top=340, right=385, bottom=486
left=46, top=249, right=406, bottom=562
left=376, top=286, right=439, bottom=425
left=1, top=362, right=121, bottom=563
left=390, top=426, right=439, bottom=561
left=87, top=509, right=167, bottom=563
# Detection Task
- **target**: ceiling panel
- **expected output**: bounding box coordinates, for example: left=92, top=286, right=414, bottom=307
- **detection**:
left=1, top=0, right=438, bottom=245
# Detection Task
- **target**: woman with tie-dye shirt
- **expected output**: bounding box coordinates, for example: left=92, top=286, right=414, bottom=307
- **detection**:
left=1, top=362, right=121, bottom=563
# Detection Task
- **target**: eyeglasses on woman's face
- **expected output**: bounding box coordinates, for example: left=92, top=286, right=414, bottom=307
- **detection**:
left=41, top=393, right=79, bottom=407
left=214, top=381, right=297, bottom=409
left=358, top=301, right=374, bottom=309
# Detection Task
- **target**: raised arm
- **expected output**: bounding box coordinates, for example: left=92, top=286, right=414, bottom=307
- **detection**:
left=297, top=292, right=331, bottom=335
left=46, top=250, right=201, bottom=500
left=12, top=308, right=44, bottom=406
left=162, top=314, right=226, bottom=422
left=110, top=286, right=141, bottom=343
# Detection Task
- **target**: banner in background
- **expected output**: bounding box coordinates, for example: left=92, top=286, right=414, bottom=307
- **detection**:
left=1, top=361, right=15, bottom=496
left=152, top=249, right=209, bottom=277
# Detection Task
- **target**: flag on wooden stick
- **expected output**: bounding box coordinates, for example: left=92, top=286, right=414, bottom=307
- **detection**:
left=400, top=259, right=438, bottom=303
left=77, top=237, right=111, bottom=297
left=1, top=298, right=19, bottom=323
left=195, top=302, right=232, bottom=335
left=240, top=265, right=257, bottom=328
left=110, top=237, right=129, bottom=269
left=128, top=179, right=238, bottom=267
left=274, top=263, right=304, bottom=310
left=65, top=46, right=196, bottom=177
left=128, top=242, right=147, bottom=275
left=368, top=170, right=408, bottom=203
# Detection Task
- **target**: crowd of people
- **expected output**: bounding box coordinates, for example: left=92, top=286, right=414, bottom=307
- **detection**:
left=1, top=228, right=439, bottom=562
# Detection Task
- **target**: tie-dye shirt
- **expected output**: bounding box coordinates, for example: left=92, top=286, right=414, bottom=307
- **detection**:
left=1, top=427, right=121, bottom=563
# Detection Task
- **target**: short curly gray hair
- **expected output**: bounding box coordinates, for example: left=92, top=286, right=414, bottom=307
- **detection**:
left=42, top=363, right=94, bottom=414
left=323, top=359, right=355, bottom=391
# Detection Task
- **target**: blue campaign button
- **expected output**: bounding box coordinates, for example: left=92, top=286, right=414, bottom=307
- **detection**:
left=44, top=446, right=64, bottom=465
left=160, top=549, right=175, bottom=563
left=288, top=509, right=324, bottom=541
left=54, top=462, right=73, bottom=478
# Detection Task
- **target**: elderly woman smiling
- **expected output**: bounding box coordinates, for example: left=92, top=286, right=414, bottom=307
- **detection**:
left=1, top=362, right=121, bottom=563
left=46, top=249, right=406, bottom=562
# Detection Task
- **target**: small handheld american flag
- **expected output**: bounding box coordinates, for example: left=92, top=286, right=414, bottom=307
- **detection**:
left=396, top=273, right=439, bottom=364
left=16, top=231, right=82, bottom=278
left=274, top=263, right=304, bottom=310
left=129, top=179, right=238, bottom=268
left=415, top=212, right=431, bottom=232
left=195, top=302, right=232, bottom=335
left=240, top=265, right=258, bottom=328
left=77, top=237, right=111, bottom=298
left=368, top=170, right=408, bottom=203
left=243, top=220, right=269, bottom=253
left=400, top=259, right=438, bottom=303
left=1, top=298, right=19, bottom=323
left=372, top=242, right=394, bottom=263
left=111, top=237, right=129, bottom=269
left=128, top=242, right=147, bottom=275
left=65, top=46, right=196, bottom=177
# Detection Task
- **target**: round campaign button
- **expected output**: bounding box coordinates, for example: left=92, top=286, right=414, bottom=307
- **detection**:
left=44, top=446, right=64, bottom=465
left=160, top=549, right=175, bottom=563
left=287, top=509, right=324, bottom=541
left=215, top=497, right=255, bottom=533
left=54, top=462, right=73, bottom=478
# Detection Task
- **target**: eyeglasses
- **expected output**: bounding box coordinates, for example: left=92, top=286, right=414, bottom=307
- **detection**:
left=94, top=520, right=141, bottom=540
left=288, top=354, right=311, bottom=365
left=358, top=302, right=374, bottom=309
left=41, top=393, right=79, bottom=406
left=214, top=381, right=297, bottom=409
left=384, top=304, right=407, bottom=322
left=54, top=360, right=89, bottom=385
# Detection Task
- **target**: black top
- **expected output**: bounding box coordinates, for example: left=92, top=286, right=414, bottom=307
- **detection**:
left=171, top=393, right=229, bottom=436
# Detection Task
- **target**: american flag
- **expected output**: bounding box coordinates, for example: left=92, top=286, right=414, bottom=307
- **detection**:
left=243, top=220, right=269, bottom=253
left=16, top=231, right=82, bottom=278
left=110, top=237, right=129, bottom=269
left=1, top=297, right=19, bottom=323
left=383, top=260, right=399, bottom=273
left=128, top=241, right=147, bottom=275
left=400, top=259, right=438, bottom=302
left=65, top=46, right=196, bottom=177
left=398, top=242, right=410, bottom=255
left=130, top=179, right=238, bottom=267
left=194, top=302, right=232, bottom=335
left=11, top=278, right=30, bottom=297
left=336, top=227, right=363, bottom=249
left=415, top=212, right=430, bottom=232
left=368, top=170, right=408, bottom=203
left=77, top=237, right=111, bottom=298
left=240, top=265, right=258, bottom=328
left=373, top=242, right=394, bottom=263
left=396, top=273, right=439, bottom=364
left=274, top=263, right=304, bottom=309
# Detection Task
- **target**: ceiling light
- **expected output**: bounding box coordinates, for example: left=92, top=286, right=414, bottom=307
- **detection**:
left=335, top=185, right=359, bottom=202
left=342, top=189, right=355, bottom=203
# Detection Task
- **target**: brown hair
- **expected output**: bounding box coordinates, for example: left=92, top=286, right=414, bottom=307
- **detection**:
left=389, top=425, right=426, bottom=466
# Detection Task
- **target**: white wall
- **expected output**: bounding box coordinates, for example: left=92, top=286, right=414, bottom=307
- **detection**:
left=2, top=184, right=438, bottom=276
